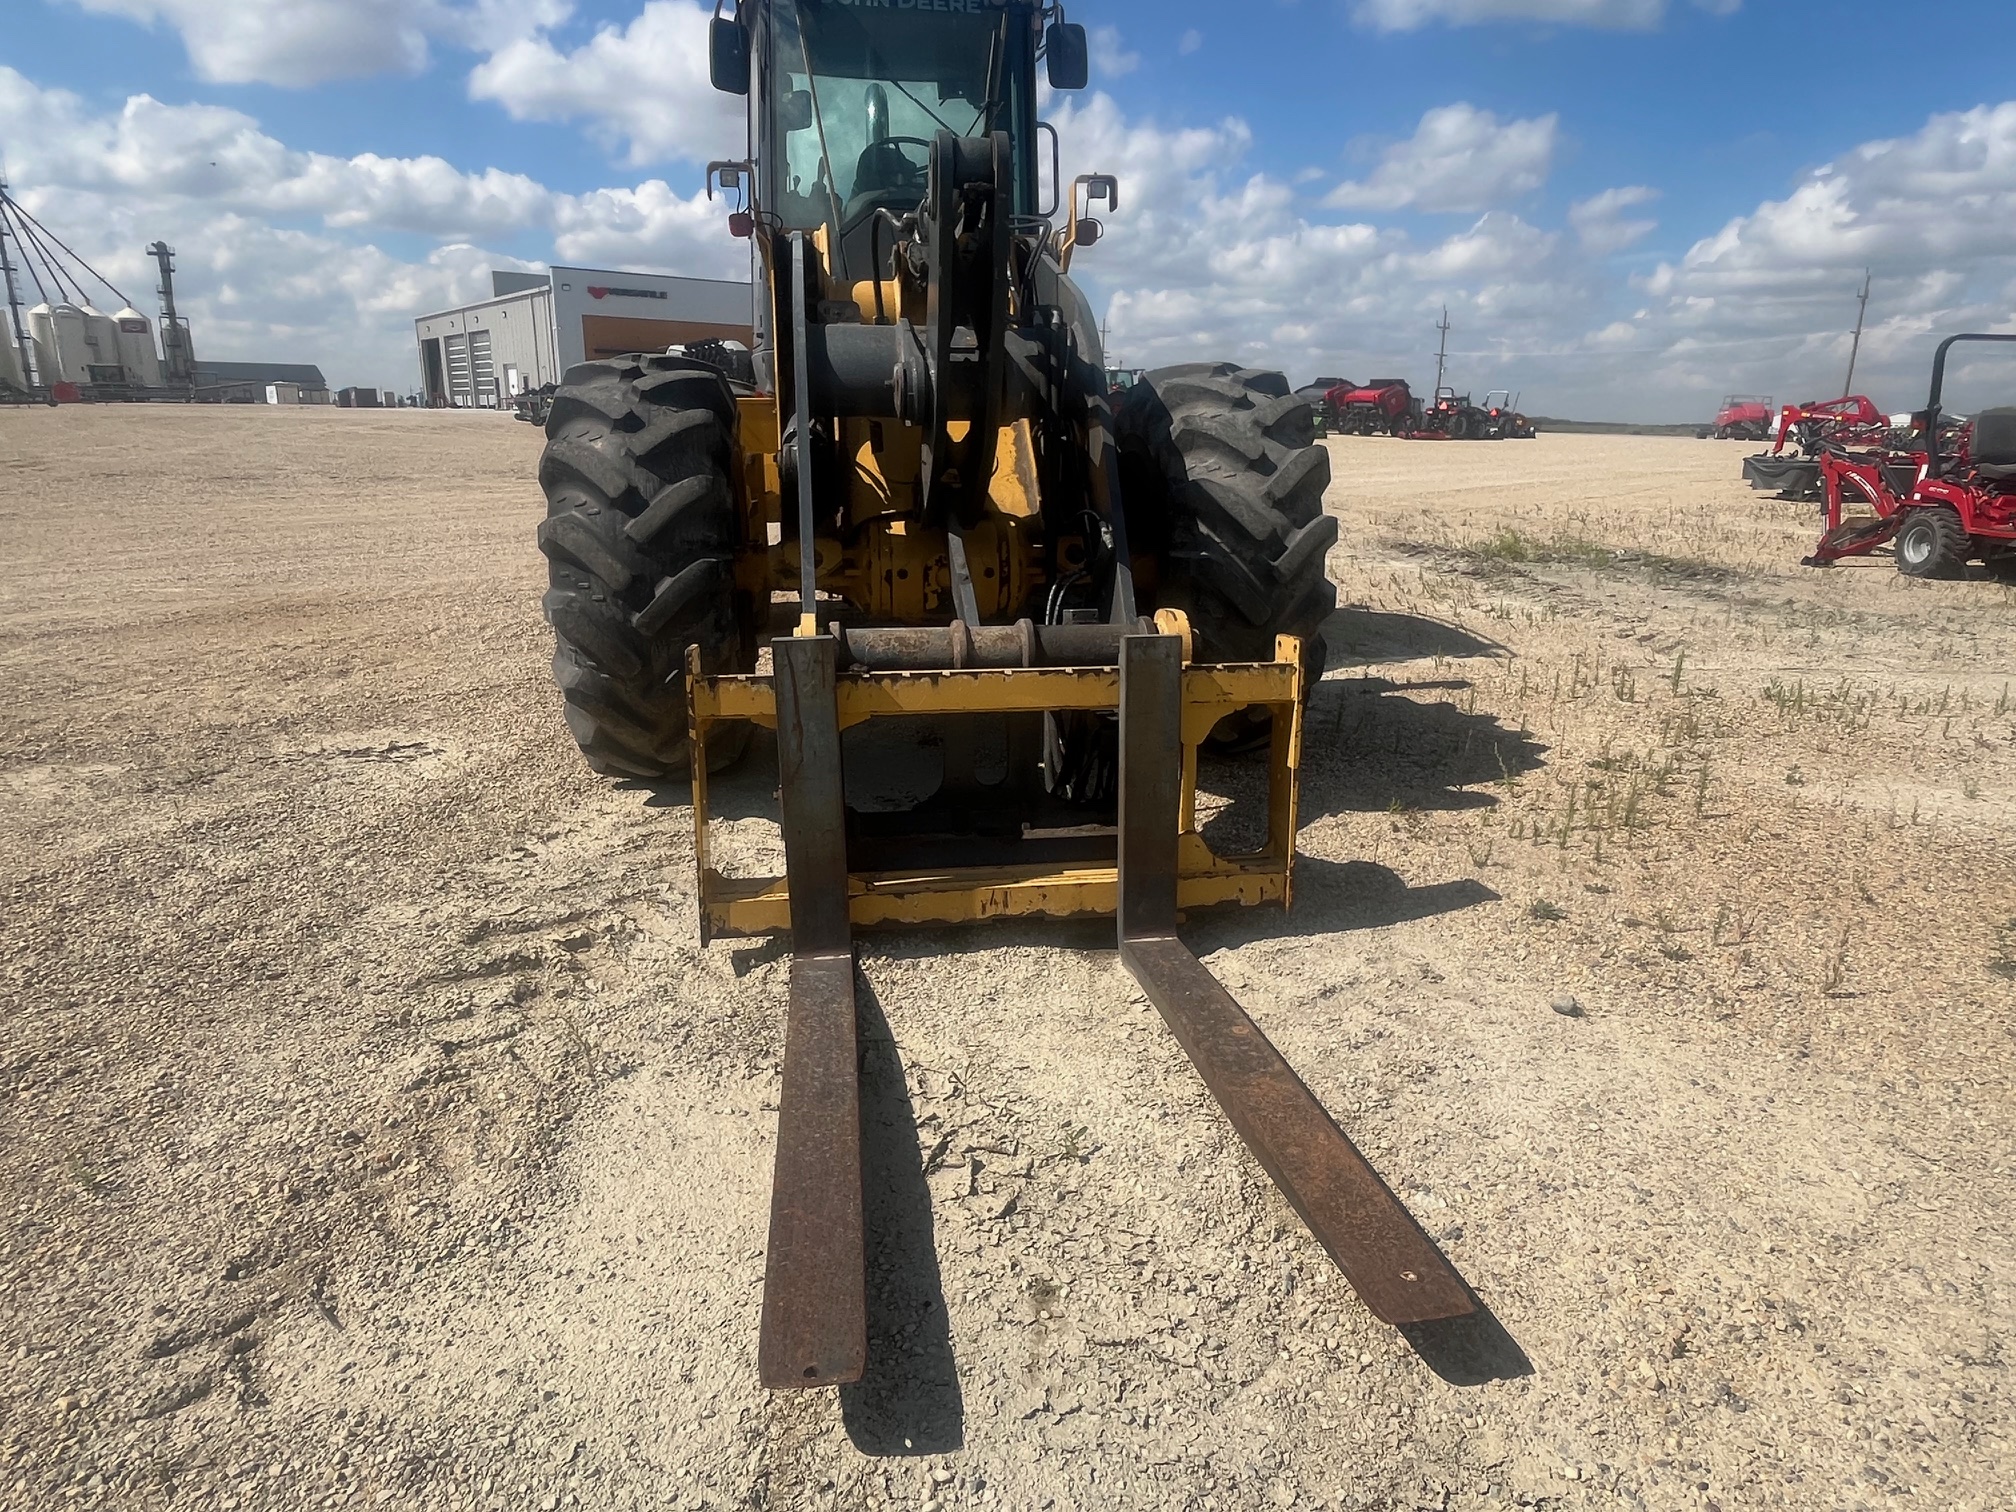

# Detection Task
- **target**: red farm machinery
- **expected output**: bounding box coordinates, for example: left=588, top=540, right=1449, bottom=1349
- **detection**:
left=1411, top=386, right=1495, bottom=440
left=1741, top=395, right=1901, bottom=500
left=1480, top=389, right=1536, bottom=440
left=1804, top=334, right=2016, bottom=578
left=1325, top=382, right=1530, bottom=442
left=1326, top=377, right=1415, bottom=436
left=1703, top=394, right=1775, bottom=442
left=1295, top=376, right=1353, bottom=436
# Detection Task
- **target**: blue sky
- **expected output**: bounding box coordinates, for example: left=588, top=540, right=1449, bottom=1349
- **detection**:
left=7, top=0, right=2016, bottom=417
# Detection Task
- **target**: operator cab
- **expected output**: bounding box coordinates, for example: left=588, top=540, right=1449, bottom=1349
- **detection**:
left=715, top=0, right=1077, bottom=283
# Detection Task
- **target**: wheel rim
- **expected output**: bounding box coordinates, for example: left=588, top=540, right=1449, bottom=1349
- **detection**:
left=1900, top=525, right=1931, bottom=566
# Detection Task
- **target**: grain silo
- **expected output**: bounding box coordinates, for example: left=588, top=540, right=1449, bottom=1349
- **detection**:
left=0, top=318, right=24, bottom=393
left=2, top=181, right=205, bottom=398
left=112, top=306, right=162, bottom=387
left=27, top=302, right=90, bottom=385
left=77, top=303, right=124, bottom=382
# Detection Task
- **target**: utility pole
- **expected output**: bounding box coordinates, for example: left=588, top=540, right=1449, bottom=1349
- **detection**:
left=1432, top=306, right=1452, bottom=395
left=1841, top=270, right=1872, bottom=399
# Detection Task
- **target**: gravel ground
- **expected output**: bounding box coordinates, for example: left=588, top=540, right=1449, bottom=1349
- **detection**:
left=1, top=407, right=2011, bottom=1512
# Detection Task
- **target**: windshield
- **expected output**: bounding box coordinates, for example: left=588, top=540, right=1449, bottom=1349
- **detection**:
left=766, top=0, right=1034, bottom=241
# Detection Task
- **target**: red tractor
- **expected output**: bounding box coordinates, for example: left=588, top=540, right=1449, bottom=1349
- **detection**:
left=1328, top=377, right=1415, bottom=436
left=1705, top=394, right=1775, bottom=441
left=1481, top=389, right=1536, bottom=440
left=1411, top=386, right=1494, bottom=440
left=1804, top=334, right=2016, bottom=578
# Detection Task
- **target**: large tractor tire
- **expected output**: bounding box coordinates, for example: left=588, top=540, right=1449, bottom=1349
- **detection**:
left=1115, top=364, right=1339, bottom=743
left=536, top=354, right=755, bottom=779
left=1893, top=505, right=1971, bottom=580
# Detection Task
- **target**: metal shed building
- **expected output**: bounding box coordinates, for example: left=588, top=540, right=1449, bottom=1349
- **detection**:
left=414, top=276, right=556, bottom=410
left=415, top=267, right=754, bottom=409
left=192, top=361, right=330, bottom=404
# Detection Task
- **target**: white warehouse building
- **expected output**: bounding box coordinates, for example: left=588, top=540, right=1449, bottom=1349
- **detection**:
left=414, top=267, right=754, bottom=408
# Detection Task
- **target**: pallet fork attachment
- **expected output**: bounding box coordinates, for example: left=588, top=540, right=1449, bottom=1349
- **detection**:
left=695, top=630, right=1473, bottom=1391
left=757, top=635, right=867, bottom=1387
left=1114, top=637, right=1475, bottom=1329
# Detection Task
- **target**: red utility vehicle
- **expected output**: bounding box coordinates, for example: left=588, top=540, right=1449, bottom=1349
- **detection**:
left=1805, top=333, right=2016, bottom=577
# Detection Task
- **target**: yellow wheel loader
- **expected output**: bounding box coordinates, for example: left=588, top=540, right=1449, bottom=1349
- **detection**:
left=534, top=0, right=1473, bottom=1389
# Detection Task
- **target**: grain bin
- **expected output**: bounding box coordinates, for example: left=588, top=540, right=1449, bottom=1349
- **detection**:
left=27, top=301, right=90, bottom=385
left=78, top=303, right=124, bottom=382
left=113, top=306, right=162, bottom=387
left=0, top=322, right=25, bottom=392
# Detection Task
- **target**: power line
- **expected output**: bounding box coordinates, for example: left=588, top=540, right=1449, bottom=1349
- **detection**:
left=12, top=209, right=80, bottom=303
left=0, top=198, right=49, bottom=305
left=0, top=188, right=132, bottom=306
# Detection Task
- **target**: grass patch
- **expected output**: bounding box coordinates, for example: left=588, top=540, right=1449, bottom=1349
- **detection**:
left=1472, top=530, right=1614, bottom=568
left=1428, top=530, right=1745, bottom=585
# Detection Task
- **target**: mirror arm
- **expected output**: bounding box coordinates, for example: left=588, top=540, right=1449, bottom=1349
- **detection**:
left=1060, top=173, right=1119, bottom=272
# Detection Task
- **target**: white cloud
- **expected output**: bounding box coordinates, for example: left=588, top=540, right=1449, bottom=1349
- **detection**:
left=1178, top=29, right=1204, bottom=56
left=467, top=1, right=744, bottom=169
left=553, top=182, right=743, bottom=270
left=1570, top=185, right=1659, bottom=254
left=13, top=43, right=2016, bottom=423
left=64, top=0, right=569, bottom=87
left=1089, top=25, right=1142, bottom=78
left=0, top=67, right=743, bottom=391
left=1060, top=88, right=2016, bottom=419
left=1622, top=102, right=2016, bottom=408
left=1325, top=105, right=1558, bottom=214
left=1349, top=0, right=1737, bottom=31
left=1051, top=92, right=1581, bottom=391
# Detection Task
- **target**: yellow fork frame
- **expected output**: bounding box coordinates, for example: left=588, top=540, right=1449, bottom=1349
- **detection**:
left=686, top=636, right=1305, bottom=939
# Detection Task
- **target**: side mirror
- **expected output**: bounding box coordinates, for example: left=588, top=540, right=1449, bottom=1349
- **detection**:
left=706, top=160, right=750, bottom=200
left=728, top=211, right=755, bottom=239
left=1074, top=218, right=1102, bottom=247
left=1046, top=22, right=1089, bottom=90
left=710, top=16, right=749, bottom=95
left=780, top=89, right=814, bottom=133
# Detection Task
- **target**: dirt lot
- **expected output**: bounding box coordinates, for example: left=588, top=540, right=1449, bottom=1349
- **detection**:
left=2, top=407, right=2011, bottom=1512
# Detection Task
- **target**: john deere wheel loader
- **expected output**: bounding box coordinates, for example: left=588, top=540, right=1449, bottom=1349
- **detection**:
left=535, top=0, right=1473, bottom=1389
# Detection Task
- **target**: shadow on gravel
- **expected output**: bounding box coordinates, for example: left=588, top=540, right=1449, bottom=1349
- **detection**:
left=1318, top=607, right=1506, bottom=670
left=1187, top=856, right=1499, bottom=954
left=1295, top=675, right=1548, bottom=817
left=630, top=727, right=780, bottom=817
left=1401, top=1299, right=1534, bottom=1387
left=1292, top=856, right=1499, bottom=931
left=840, top=976, right=966, bottom=1457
